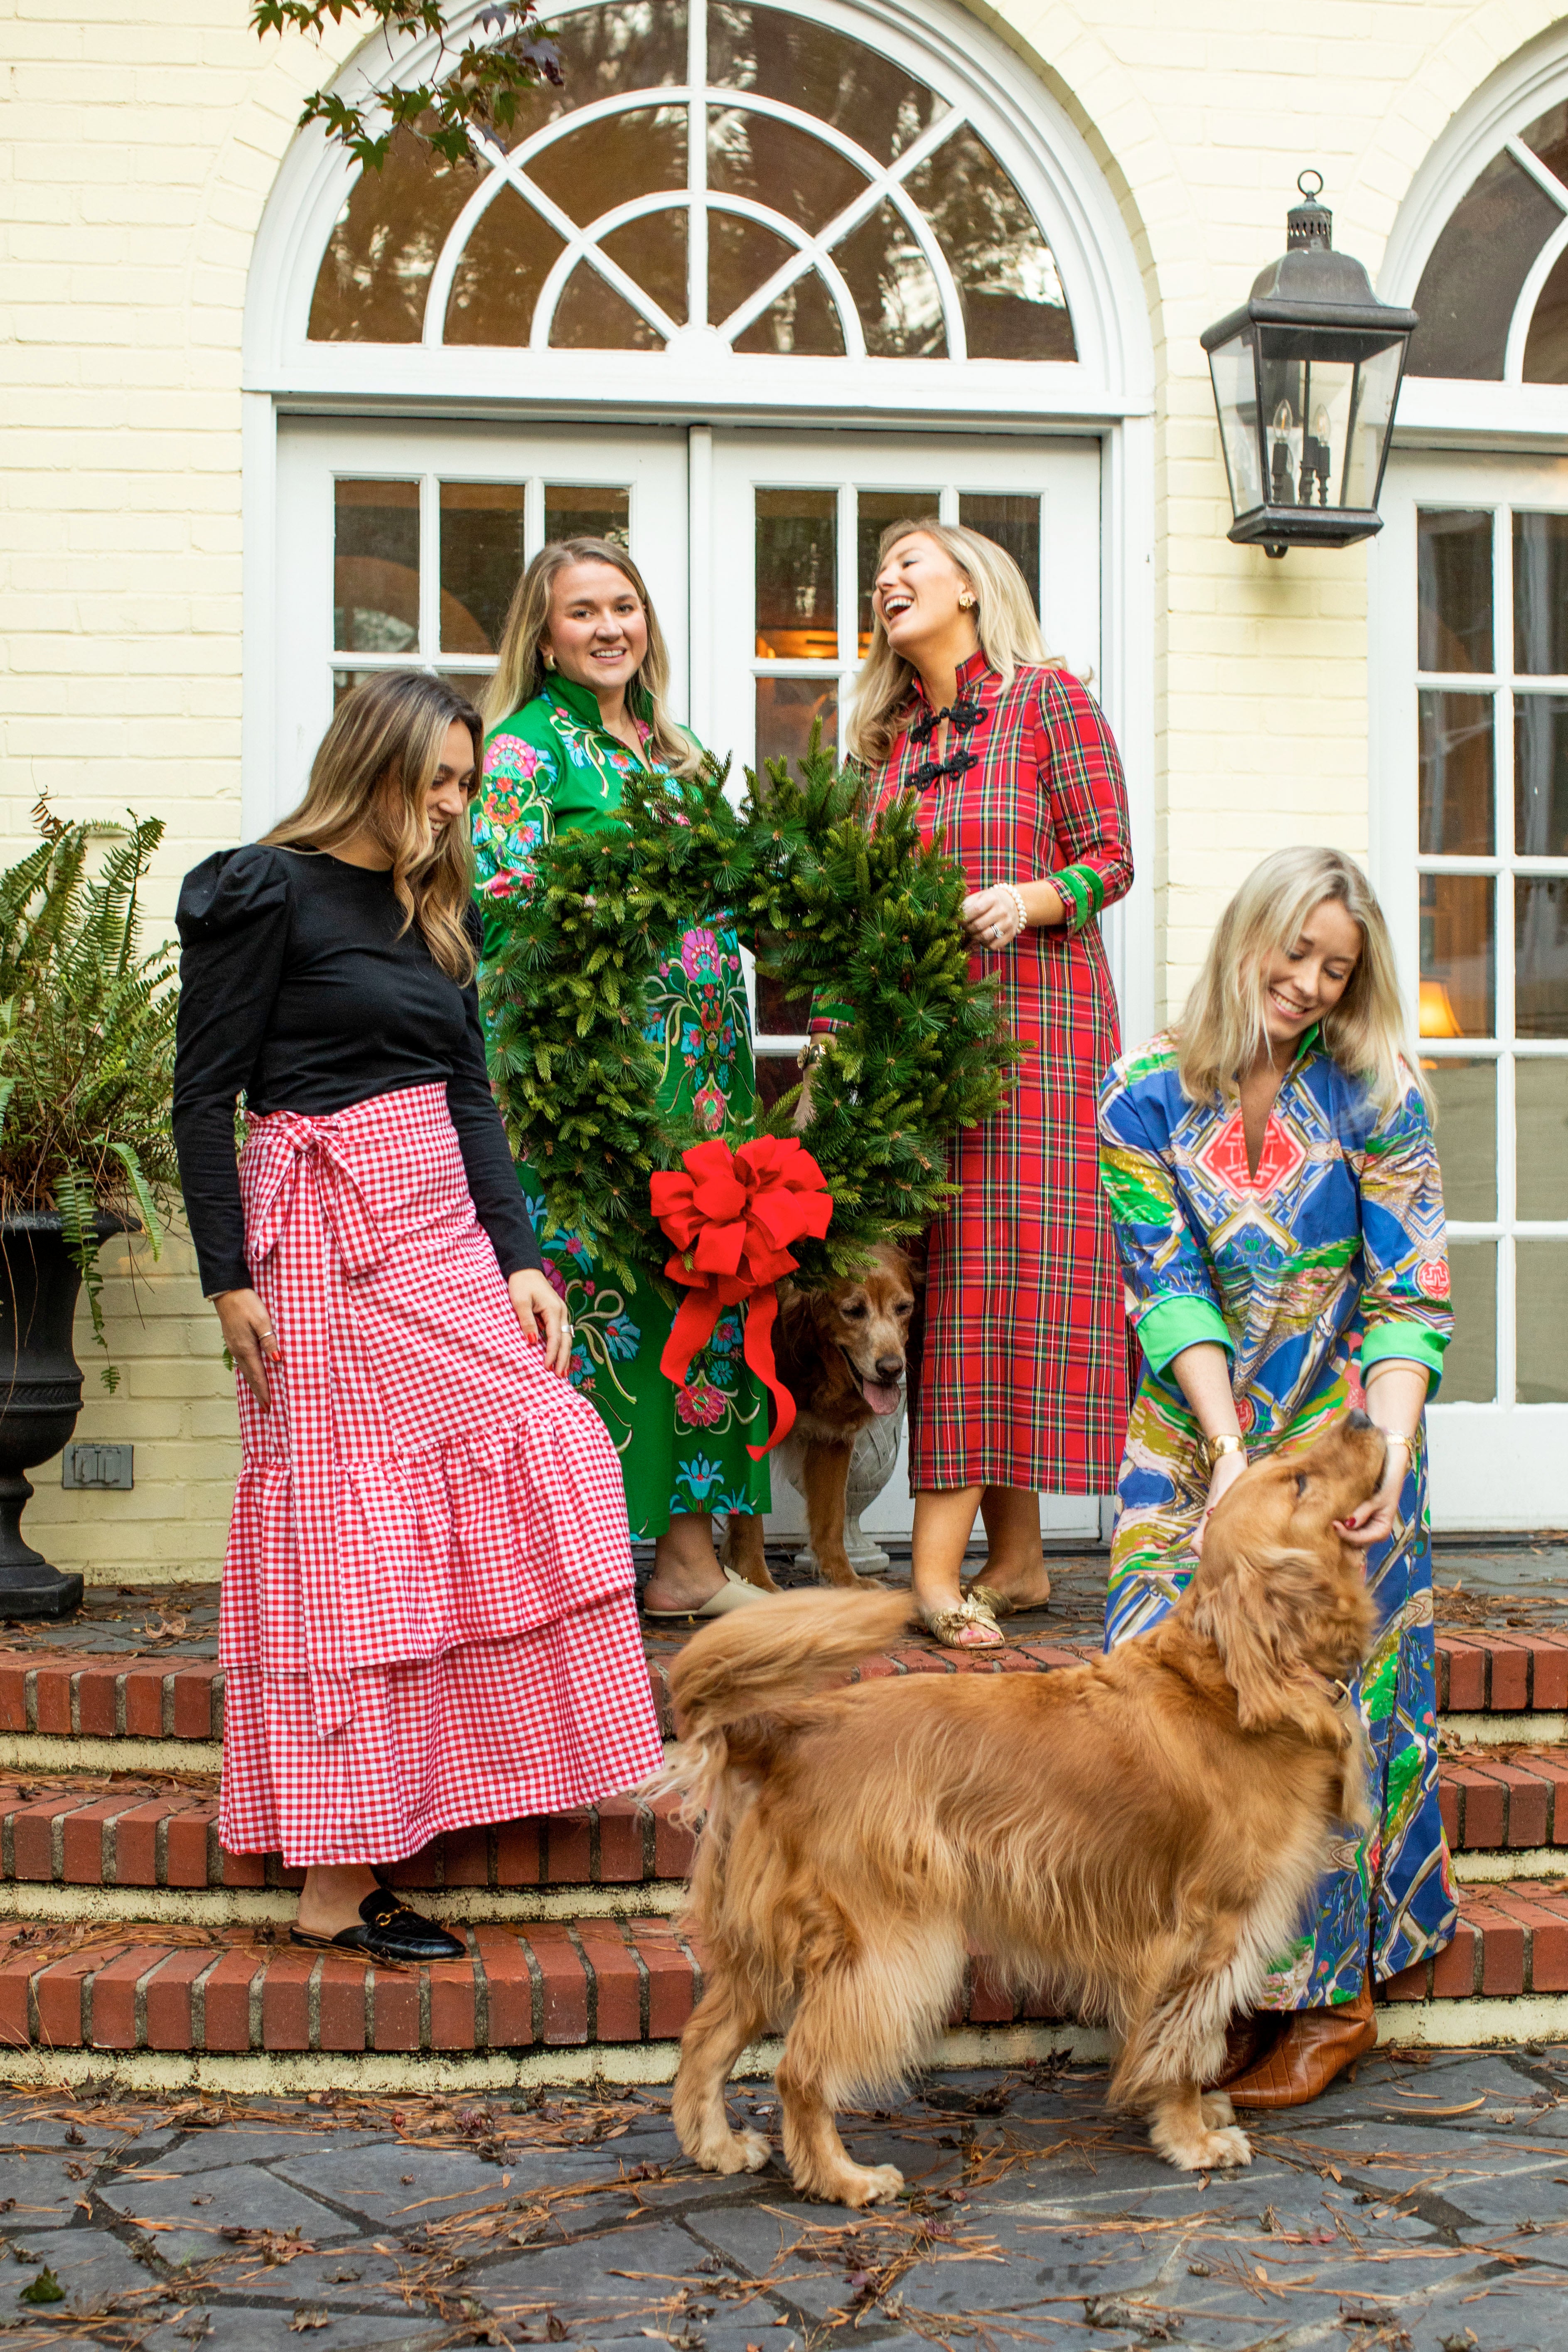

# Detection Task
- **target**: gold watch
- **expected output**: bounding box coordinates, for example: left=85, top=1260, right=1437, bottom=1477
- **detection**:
left=1200, top=1433, right=1245, bottom=1474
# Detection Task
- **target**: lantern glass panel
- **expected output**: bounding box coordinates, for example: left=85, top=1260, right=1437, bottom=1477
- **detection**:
left=1254, top=328, right=1405, bottom=514
left=1208, top=332, right=1264, bottom=519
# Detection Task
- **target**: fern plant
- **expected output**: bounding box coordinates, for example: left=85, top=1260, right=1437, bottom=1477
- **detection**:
left=0, top=803, right=180, bottom=1388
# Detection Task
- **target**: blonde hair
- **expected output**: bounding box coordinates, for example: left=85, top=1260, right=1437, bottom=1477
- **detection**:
left=482, top=538, right=700, bottom=777
left=264, top=669, right=480, bottom=984
left=1175, top=846, right=1424, bottom=1116
left=845, top=519, right=1053, bottom=767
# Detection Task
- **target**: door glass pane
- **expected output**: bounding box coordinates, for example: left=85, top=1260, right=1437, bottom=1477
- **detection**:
left=1515, top=694, right=1568, bottom=853
left=755, top=973, right=813, bottom=1035
left=544, top=485, right=630, bottom=548
left=1517, top=1242, right=1568, bottom=1400
left=440, top=483, right=526, bottom=656
left=1418, top=691, right=1494, bottom=853
left=756, top=678, right=837, bottom=777
left=1514, top=511, right=1568, bottom=674
left=755, top=1053, right=802, bottom=1115
left=334, top=480, right=420, bottom=654
left=1441, top=1241, right=1497, bottom=1401
left=1428, top=1059, right=1497, bottom=1219
left=1516, top=877, right=1568, bottom=1036
left=1420, top=873, right=1495, bottom=1037
left=857, top=491, right=940, bottom=653
left=1517, top=1059, right=1568, bottom=1218
left=755, top=490, right=837, bottom=659
left=732, top=273, right=845, bottom=356
left=832, top=201, right=947, bottom=357
left=1417, top=511, right=1492, bottom=672
left=960, top=494, right=1041, bottom=613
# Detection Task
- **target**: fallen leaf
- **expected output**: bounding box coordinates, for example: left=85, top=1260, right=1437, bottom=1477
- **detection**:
left=289, top=2313, right=330, bottom=2333
left=19, top=2268, right=64, bottom=2306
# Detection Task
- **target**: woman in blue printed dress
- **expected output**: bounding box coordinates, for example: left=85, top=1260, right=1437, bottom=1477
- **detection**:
left=1099, top=847, right=1456, bottom=2108
left=474, top=539, right=767, bottom=1621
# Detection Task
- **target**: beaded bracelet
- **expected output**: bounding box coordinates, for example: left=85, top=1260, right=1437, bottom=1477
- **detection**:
left=1002, top=883, right=1028, bottom=937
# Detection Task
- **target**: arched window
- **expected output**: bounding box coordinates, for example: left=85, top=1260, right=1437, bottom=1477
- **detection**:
left=306, top=0, right=1075, bottom=363
left=1407, top=98, right=1568, bottom=381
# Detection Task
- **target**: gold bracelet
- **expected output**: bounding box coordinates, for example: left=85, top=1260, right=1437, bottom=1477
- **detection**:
left=1200, top=1432, right=1245, bottom=1473
left=1377, top=1428, right=1414, bottom=1455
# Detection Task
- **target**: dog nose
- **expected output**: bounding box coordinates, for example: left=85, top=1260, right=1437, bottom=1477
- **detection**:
left=1345, top=1407, right=1374, bottom=1431
left=875, top=1355, right=904, bottom=1383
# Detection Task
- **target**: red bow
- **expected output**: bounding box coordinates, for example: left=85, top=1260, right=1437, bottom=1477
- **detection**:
left=650, top=1137, right=834, bottom=1458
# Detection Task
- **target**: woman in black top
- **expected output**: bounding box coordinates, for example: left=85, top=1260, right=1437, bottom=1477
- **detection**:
left=173, top=671, right=664, bottom=1964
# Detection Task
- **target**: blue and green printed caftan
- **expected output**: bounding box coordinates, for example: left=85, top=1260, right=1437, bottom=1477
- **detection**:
left=1097, top=1030, right=1457, bottom=2008
left=474, top=676, right=771, bottom=1541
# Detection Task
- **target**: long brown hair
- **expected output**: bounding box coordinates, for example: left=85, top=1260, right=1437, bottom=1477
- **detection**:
left=1174, top=846, right=1425, bottom=1116
left=264, top=670, right=482, bottom=983
left=481, top=537, right=700, bottom=776
left=846, top=519, right=1053, bottom=768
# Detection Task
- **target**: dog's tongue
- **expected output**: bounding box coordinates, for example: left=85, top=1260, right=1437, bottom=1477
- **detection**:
left=862, top=1379, right=902, bottom=1417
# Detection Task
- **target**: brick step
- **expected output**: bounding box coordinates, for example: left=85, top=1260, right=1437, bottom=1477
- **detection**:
left=0, top=1879, right=1558, bottom=2071
left=0, top=1743, right=1565, bottom=1923
left=0, top=1777, right=696, bottom=1915
left=0, top=1627, right=1559, bottom=1764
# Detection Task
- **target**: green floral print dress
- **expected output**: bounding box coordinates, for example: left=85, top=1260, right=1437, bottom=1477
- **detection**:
left=474, top=676, right=772, bottom=1539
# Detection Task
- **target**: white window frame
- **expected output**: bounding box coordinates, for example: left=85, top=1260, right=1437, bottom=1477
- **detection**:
left=240, top=0, right=1156, bottom=1044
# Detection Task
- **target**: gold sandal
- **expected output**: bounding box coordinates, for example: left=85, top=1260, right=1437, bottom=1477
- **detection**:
left=917, top=1591, right=1005, bottom=1650
left=963, top=1580, right=1015, bottom=1620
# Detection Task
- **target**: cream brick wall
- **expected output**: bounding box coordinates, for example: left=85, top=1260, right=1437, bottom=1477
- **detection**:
left=3, top=0, right=1564, bottom=1572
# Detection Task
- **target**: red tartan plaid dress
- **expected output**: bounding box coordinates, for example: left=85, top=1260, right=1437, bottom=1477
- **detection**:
left=847, top=651, right=1133, bottom=1492
left=218, top=1082, right=663, bottom=1868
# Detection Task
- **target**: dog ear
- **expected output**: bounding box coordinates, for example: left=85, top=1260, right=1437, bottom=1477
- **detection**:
left=1188, top=1523, right=1352, bottom=1741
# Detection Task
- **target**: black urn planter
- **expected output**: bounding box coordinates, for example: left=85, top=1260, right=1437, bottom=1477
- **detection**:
left=0, top=1212, right=126, bottom=1620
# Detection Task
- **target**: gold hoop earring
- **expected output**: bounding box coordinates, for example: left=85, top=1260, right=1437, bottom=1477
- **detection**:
left=543, top=649, right=556, bottom=672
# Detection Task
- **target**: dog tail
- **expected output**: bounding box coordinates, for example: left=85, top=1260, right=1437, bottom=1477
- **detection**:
left=652, top=1588, right=914, bottom=1819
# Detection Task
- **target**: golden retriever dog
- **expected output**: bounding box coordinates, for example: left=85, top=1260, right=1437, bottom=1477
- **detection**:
left=663, top=1413, right=1384, bottom=2204
left=724, top=1244, right=918, bottom=1591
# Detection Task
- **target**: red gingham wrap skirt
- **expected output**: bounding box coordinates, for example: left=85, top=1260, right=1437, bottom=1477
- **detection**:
left=217, top=1083, right=663, bottom=1868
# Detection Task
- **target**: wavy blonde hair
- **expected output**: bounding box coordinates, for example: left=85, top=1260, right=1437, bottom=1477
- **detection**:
left=1175, top=846, right=1424, bottom=1116
left=264, top=669, right=481, bottom=984
left=482, top=537, right=700, bottom=777
left=845, top=519, right=1054, bottom=767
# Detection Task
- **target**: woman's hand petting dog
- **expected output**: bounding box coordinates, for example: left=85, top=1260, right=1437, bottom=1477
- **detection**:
left=1192, top=1448, right=1249, bottom=1556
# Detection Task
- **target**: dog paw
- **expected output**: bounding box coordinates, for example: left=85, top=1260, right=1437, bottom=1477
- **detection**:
left=833, top=2162, right=904, bottom=2208
left=715, top=2128, right=771, bottom=2175
left=1200, top=2091, right=1235, bottom=2128
left=1152, top=2120, right=1251, bottom=2173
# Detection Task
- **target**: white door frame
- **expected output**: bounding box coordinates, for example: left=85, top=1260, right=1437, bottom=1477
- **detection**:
left=1371, top=448, right=1568, bottom=1528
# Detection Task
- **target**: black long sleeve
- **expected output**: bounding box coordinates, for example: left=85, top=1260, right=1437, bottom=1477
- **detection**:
left=172, top=845, right=541, bottom=1296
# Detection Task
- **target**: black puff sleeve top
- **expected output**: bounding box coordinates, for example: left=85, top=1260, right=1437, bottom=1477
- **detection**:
left=171, top=843, right=542, bottom=1298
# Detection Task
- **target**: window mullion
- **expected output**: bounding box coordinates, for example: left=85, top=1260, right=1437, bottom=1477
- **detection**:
left=688, top=0, right=707, bottom=329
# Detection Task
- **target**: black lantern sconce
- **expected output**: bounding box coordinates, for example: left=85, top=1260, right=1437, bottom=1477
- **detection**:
left=1201, top=172, right=1418, bottom=558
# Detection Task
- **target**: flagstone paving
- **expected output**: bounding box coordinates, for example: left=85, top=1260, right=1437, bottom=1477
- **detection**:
left=0, top=2045, right=1566, bottom=2349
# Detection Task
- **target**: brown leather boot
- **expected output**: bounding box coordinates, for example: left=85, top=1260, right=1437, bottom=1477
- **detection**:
left=1224, top=1971, right=1377, bottom=2110
left=1206, top=2010, right=1281, bottom=2091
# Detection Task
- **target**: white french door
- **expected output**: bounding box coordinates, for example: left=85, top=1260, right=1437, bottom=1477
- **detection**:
left=273, top=419, right=690, bottom=827
left=270, top=416, right=1109, bottom=1536
left=1373, top=452, right=1568, bottom=1528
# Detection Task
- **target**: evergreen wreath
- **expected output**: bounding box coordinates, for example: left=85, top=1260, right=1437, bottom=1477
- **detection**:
left=480, top=737, right=1020, bottom=1293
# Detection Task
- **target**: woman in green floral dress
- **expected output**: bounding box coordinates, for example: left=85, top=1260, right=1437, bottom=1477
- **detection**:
left=474, top=538, right=768, bottom=1619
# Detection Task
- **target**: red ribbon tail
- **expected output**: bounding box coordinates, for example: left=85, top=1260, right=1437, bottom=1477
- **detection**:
left=659, top=1283, right=723, bottom=1393
left=742, top=1285, right=796, bottom=1461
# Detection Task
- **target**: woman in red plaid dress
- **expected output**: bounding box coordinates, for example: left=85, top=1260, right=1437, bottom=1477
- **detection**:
left=172, top=671, right=662, bottom=1963
left=833, top=523, right=1132, bottom=1648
